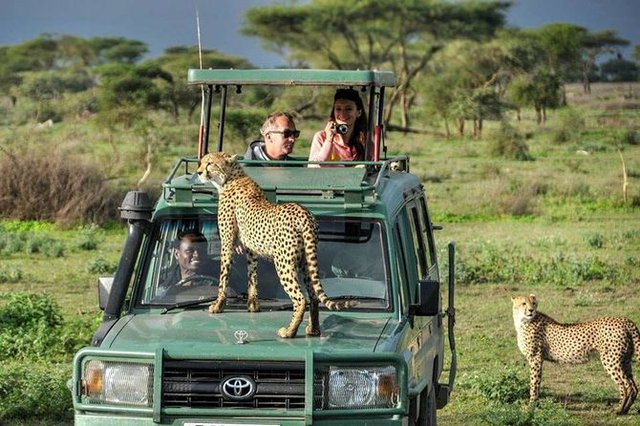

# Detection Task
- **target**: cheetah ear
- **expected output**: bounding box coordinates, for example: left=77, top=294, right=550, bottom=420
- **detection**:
left=529, top=293, right=537, bottom=301
left=229, top=154, right=238, bottom=162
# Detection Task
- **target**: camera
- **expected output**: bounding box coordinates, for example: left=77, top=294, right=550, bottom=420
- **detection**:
left=336, top=124, right=348, bottom=134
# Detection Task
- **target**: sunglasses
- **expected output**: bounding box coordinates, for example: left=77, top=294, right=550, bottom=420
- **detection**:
left=269, top=129, right=300, bottom=139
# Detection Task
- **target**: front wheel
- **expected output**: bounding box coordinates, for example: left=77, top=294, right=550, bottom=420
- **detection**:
left=412, top=386, right=436, bottom=426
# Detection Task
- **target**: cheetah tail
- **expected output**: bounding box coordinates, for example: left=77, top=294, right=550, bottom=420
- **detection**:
left=630, top=320, right=640, bottom=363
left=301, top=224, right=356, bottom=311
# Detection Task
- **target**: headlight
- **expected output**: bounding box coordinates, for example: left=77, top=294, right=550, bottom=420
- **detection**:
left=316, top=365, right=399, bottom=409
left=82, top=360, right=153, bottom=407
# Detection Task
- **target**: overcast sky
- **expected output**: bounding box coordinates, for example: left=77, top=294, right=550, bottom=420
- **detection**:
left=1, top=0, right=638, bottom=67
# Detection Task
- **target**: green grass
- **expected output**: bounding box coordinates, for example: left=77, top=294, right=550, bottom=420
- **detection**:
left=1, top=82, right=639, bottom=423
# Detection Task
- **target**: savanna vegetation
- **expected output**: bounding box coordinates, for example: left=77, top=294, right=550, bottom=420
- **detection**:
left=0, top=0, right=639, bottom=424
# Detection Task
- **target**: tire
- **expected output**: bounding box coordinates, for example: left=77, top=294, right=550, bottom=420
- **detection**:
left=411, top=386, right=437, bottom=426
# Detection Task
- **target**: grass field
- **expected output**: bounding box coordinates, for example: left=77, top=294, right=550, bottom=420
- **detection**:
left=0, top=82, right=639, bottom=424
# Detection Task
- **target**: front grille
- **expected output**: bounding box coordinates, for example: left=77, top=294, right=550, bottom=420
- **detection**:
left=163, top=360, right=306, bottom=409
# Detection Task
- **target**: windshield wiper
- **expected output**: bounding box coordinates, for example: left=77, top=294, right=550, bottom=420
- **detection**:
left=328, top=295, right=386, bottom=302
left=160, top=297, right=217, bottom=314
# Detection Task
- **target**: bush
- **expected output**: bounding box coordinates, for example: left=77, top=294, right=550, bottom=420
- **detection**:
left=0, top=266, right=22, bottom=283
left=87, top=256, right=118, bottom=274
left=75, top=224, right=104, bottom=250
left=552, top=108, right=586, bottom=144
left=488, top=121, right=533, bottom=161
left=0, top=148, right=122, bottom=226
left=466, top=367, right=529, bottom=404
left=0, top=225, right=64, bottom=257
left=0, top=362, right=73, bottom=422
left=584, top=233, right=605, bottom=249
left=0, top=292, right=64, bottom=361
left=618, top=128, right=638, bottom=145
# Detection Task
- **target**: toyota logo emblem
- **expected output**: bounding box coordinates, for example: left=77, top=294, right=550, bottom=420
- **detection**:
left=220, top=376, right=256, bottom=401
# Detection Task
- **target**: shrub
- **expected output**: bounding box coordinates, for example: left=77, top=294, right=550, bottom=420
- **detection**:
left=0, top=266, right=22, bottom=283
left=75, top=224, right=104, bottom=250
left=0, top=225, right=64, bottom=257
left=584, top=233, right=605, bottom=249
left=466, top=367, right=529, bottom=404
left=25, top=233, right=65, bottom=257
left=618, top=128, right=638, bottom=146
left=488, top=121, right=533, bottom=161
left=0, top=292, right=64, bottom=361
left=0, top=362, right=73, bottom=422
left=552, top=108, right=585, bottom=144
left=0, top=292, right=97, bottom=363
left=87, top=256, right=118, bottom=274
left=0, top=148, right=122, bottom=226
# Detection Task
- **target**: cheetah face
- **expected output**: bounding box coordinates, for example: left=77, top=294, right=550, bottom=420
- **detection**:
left=197, top=152, right=237, bottom=190
left=512, top=294, right=538, bottom=323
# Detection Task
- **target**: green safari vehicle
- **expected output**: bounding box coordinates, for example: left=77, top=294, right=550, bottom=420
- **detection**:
left=71, top=69, right=457, bottom=425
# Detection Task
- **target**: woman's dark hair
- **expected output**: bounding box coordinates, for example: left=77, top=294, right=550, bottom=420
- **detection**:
left=330, top=88, right=367, bottom=160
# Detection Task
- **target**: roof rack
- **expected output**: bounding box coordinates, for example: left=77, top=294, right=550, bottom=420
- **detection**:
left=188, top=69, right=396, bottom=87
left=187, top=68, right=396, bottom=161
left=161, top=157, right=409, bottom=209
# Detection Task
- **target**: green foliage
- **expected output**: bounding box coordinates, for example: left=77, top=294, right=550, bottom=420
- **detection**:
left=600, top=58, right=640, bottom=82
left=488, top=121, right=533, bottom=160
left=552, top=107, right=586, bottom=144
left=0, top=225, right=64, bottom=257
left=87, top=256, right=118, bottom=274
left=0, top=292, right=64, bottom=360
left=479, top=400, right=578, bottom=426
left=0, top=292, right=97, bottom=362
left=75, top=225, right=104, bottom=251
left=465, top=367, right=529, bottom=403
left=617, top=128, right=638, bottom=146
left=225, top=108, right=270, bottom=142
left=0, top=266, right=22, bottom=283
left=0, top=362, right=73, bottom=421
left=458, top=243, right=621, bottom=286
left=584, top=232, right=605, bottom=249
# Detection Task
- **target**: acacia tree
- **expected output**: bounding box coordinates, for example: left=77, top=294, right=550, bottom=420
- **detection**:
left=580, top=30, right=629, bottom=93
left=150, top=46, right=253, bottom=121
left=242, top=0, right=507, bottom=128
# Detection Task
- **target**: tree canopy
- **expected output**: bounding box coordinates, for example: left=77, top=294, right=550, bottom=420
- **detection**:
left=242, top=0, right=509, bottom=126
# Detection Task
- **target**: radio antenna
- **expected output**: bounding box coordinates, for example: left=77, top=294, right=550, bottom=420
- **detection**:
left=195, top=2, right=206, bottom=159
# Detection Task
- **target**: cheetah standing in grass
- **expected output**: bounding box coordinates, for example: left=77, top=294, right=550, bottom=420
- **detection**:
left=512, top=294, right=640, bottom=414
left=197, top=152, right=354, bottom=338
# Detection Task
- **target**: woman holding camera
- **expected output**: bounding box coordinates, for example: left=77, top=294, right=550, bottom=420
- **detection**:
left=308, top=88, right=367, bottom=166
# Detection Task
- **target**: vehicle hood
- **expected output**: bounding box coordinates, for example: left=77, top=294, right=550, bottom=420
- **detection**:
left=101, top=310, right=394, bottom=359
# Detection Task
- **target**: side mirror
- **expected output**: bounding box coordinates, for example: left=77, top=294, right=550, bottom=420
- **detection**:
left=98, top=276, right=114, bottom=311
left=411, top=279, right=440, bottom=316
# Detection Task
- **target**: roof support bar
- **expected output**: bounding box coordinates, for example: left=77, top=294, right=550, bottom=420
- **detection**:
left=200, top=84, right=214, bottom=159
left=217, top=85, right=228, bottom=153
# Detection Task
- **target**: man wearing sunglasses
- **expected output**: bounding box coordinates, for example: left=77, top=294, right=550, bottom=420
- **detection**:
left=244, top=111, right=299, bottom=161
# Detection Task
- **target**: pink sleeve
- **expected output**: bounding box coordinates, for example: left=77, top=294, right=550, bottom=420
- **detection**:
left=308, top=131, right=331, bottom=162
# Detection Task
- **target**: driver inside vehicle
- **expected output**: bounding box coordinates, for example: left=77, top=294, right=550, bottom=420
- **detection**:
left=157, top=230, right=218, bottom=297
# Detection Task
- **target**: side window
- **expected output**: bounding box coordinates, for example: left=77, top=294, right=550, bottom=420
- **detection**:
left=419, top=197, right=438, bottom=275
left=408, top=203, right=428, bottom=280
left=393, top=224, right=410, bottom=315
left=396, top=211, right=418, bottom=303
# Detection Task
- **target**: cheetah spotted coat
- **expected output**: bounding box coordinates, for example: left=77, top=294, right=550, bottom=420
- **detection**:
left=197, top=152, right=353, bottom=338
left=512, top=294, right=640, bottom=415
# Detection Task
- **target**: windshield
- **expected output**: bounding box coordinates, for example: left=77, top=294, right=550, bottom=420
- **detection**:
left=136, top=216, right=389, bottom=311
